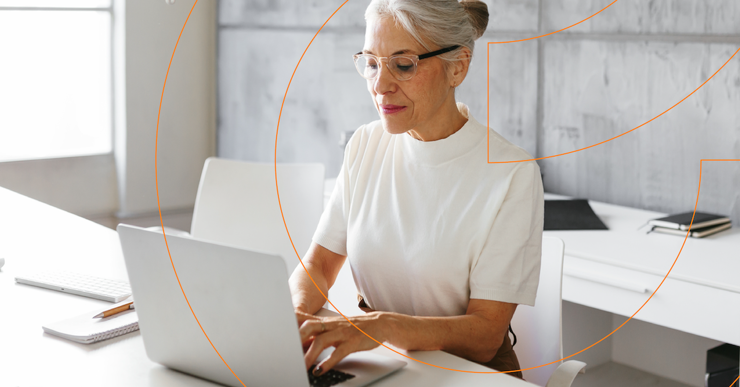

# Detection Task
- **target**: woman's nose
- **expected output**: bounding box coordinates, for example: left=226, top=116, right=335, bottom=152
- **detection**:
left=372, top=62, right=396, bottom=95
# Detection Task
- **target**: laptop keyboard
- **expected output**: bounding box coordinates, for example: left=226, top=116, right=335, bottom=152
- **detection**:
left=308, top=365, right=356, bottom=387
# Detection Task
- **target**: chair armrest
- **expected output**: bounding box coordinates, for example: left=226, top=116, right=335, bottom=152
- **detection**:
left=545, top=360, right=587, bottom=387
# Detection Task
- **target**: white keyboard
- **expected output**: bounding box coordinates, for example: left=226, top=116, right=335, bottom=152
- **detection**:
left=15, top=271, right=132, bottom=302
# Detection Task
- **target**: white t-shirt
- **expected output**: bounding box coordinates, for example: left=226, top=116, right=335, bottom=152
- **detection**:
left=313, top=103, right=544, bottom=317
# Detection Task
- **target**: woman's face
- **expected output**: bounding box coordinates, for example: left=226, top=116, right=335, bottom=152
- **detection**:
left=362, top=17, right=456, bottom=135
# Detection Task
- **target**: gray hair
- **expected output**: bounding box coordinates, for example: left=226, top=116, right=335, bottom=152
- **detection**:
left=364, top=0, right=489, bottom=63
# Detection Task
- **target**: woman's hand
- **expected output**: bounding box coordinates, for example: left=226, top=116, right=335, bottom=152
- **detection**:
left=299, top=312, right=389, bottom=376
left=298, top=299, right=517, bottom=376
left=295, top=310, right=321, bottom=327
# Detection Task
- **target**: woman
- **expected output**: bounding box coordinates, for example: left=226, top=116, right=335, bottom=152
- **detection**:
left=289, top=0, right=544, bottom=379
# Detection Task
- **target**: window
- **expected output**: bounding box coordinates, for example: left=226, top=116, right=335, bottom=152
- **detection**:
left=0, top=0, right=112, bottom=162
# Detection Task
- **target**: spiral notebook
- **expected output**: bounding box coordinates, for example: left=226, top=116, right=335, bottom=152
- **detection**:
left=42, top=307, right=139, bottom=344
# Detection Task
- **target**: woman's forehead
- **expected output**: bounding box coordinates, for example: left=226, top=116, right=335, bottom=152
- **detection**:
left=363, top=17, right=425, bottom=55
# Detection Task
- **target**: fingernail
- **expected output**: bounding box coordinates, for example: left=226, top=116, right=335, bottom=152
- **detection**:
left=312, top=366, right=322, bottom=376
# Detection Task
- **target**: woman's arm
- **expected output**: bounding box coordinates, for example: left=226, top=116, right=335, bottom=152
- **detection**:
left=385, top=299, right=517, bottom=362
left=289, top=242, right=347, bottom=317
left=300, top=298, right=517, bottom=375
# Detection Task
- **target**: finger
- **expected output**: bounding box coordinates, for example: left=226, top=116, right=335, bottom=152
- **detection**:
left=313, top=343, right=353, bottom=377
left=303, top=332, right=336, bottom=369
left=299, top=319, right=327, bottom=343
left=302, top=336, right=314, bottom=353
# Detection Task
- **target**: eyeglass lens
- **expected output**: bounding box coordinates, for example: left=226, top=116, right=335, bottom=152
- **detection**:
left=355, top=55, right=416, bottom=81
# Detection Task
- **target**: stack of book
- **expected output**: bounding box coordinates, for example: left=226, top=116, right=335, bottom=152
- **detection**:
left=648, top=212, right=732, bottom=238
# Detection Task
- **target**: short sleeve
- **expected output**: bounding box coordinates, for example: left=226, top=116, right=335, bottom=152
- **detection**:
left=469, top=162, right=544, bottom=306
left=312, top=128, right=362, bottom=256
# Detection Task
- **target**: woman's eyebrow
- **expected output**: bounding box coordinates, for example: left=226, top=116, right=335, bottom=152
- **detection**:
left=362, top=49, right=413, bottom=55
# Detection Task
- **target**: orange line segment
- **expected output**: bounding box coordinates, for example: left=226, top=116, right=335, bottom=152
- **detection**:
left=154, top=1, right=250, bottom=386
left=487, top=0, right=620, bottom=45
left=488, top=47, right=740, bottom=163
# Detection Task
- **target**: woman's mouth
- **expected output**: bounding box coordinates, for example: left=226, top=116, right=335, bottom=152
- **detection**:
left=379, top=104, right=406, bottom=115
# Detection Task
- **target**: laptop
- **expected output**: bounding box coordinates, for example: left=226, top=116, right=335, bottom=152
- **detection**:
left=117, top=224, right=406, bottom=387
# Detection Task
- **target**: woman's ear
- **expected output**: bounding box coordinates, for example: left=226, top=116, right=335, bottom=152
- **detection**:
left=449, top=47, right=472, bottom=87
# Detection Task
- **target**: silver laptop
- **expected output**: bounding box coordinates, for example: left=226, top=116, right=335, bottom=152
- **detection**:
left=117, top=224, right=405, bottom=387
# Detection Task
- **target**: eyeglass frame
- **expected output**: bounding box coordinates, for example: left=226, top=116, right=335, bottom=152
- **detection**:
left=352, top=45, right=461, bottom=81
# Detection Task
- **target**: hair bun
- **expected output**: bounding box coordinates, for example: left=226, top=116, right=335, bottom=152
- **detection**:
left=460, top=0, right=489, bottom=40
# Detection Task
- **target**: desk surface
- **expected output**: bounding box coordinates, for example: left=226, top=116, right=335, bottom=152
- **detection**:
left=545, top=194, right=740, bottom=293
left=0, top=187, right=534, bottom=387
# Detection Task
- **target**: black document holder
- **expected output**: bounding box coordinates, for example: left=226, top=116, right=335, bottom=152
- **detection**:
left=544, top=199, right=609, bottom=231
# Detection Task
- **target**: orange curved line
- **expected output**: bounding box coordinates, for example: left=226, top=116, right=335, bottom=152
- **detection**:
left=154, top=1, right=249, bottom=386
left=729, top=375, right=739, bottom=387
left=488, top=47, right=740, bottom=164
left=488, top=0, right=620, bottom=45
left=273, top=0, right=349, bottom=326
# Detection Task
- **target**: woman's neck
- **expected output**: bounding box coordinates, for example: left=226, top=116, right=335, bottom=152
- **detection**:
left=406, top=98, right=468, bottom=142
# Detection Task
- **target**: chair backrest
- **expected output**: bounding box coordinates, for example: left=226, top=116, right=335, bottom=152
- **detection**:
left=190, top=157, right=325, bottom=274
left=510, top=236, right=565, bottom=386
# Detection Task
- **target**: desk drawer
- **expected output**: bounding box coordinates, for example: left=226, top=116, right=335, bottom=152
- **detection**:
left=562, top=256, right=740, bottom=345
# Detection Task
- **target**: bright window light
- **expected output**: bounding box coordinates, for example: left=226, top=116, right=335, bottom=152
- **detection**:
left=0, top=8, right=112, bottom=162
left=0, top=0, right=111, bottom=8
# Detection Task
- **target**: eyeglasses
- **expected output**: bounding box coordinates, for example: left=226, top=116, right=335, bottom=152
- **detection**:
left=352, top=45, right=460, bottom=81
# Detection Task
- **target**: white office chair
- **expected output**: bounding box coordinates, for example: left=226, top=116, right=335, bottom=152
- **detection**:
left=188, top=157, right=325, bottom=275
left=510, top=236, right=586, bottom=386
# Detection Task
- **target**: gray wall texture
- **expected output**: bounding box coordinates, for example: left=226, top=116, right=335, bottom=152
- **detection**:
left=218, top=0, right=740, bottom=224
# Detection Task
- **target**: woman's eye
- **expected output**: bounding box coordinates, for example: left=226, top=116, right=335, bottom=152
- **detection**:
left=395, top=64, right=413, bottom=73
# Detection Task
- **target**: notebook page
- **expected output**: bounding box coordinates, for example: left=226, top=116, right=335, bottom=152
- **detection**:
left=43, top=308, right=139, bottom=344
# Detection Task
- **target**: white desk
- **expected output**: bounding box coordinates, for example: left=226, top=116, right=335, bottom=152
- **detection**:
left=0, top=186, right=535, bottom=387
left=543, top=194, right=740, bottom=346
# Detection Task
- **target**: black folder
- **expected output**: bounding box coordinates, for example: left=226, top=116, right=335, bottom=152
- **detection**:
left=544, top=199, right=608, bottom=231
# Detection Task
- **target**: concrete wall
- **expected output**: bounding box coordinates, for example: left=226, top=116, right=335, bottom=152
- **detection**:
left=217, top=0, right=740, bottom=224
left=539, top=0, right=740, bottom=224
left=116, top=0, right=217, bottom=218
